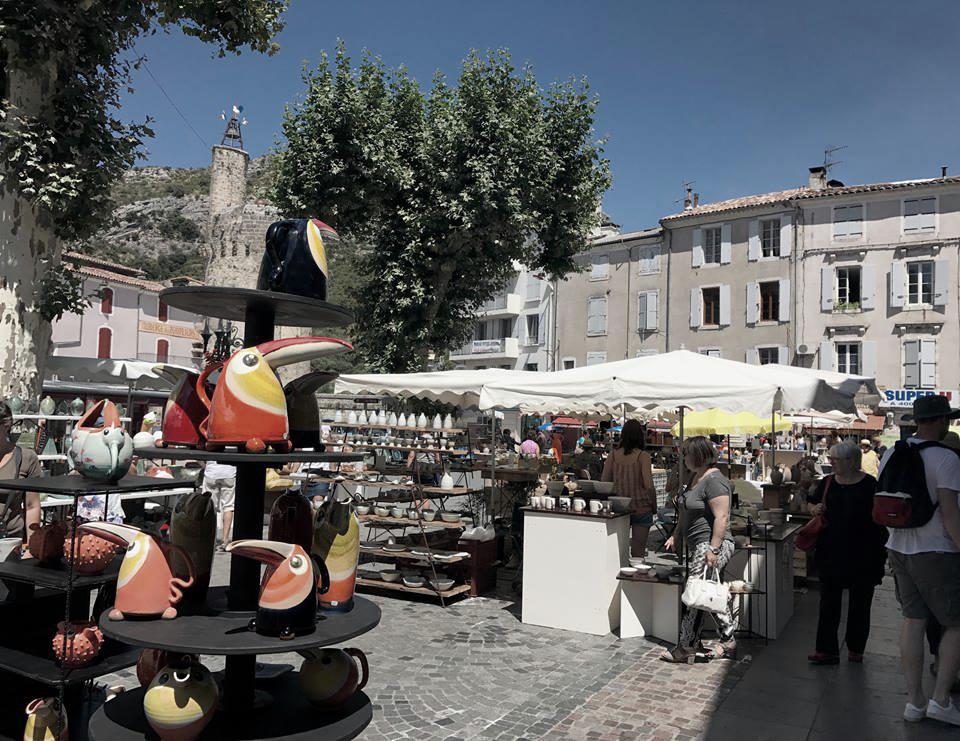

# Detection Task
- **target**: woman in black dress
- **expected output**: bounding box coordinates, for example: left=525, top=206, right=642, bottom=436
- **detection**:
left=807, top=440, right=888, bottom=664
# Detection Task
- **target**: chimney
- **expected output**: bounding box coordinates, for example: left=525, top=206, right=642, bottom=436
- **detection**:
left=808, top=166, right=827, bottom=191
left=941, top=166, right=948, bottom=178
left=693, top=192, right=700, bottom=208
left=683, top=186, right=693, bottom=210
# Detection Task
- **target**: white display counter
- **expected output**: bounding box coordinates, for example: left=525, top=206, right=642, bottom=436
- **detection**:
left=619, top=575, right=682, bottom=642
left=522, top=509, right=629, bottom=635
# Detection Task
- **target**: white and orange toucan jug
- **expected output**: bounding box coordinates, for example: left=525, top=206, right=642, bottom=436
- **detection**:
left=226, top=539, right=330, bottom=639
left=257, top=218, right=336, bottom=300
left=196, top=337, right=351, bottom=454
left=79, top=522, right=194, bottom=620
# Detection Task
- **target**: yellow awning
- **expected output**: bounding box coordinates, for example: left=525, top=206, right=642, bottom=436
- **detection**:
left=671, top=409, right=791, bottom=437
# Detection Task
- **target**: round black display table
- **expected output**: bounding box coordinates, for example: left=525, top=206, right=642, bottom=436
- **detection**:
left=160, top=286, right=354, bottom=328
left=98, top=596, right=380, bottom=655
left=88, top=676, right=371, bottom=740
left=135, top=448, right=364, bottom=465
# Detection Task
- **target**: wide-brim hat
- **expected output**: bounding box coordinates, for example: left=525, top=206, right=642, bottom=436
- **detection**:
left=902, top=394, right=960, bottom=422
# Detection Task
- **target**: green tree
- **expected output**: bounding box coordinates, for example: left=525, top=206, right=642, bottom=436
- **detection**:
left=273, top=45, right=610, bottom=372
left=0, top=0, right=288, bottom=398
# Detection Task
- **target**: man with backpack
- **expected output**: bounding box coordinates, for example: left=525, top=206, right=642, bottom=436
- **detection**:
left=877, top=395, right=960, bottom=726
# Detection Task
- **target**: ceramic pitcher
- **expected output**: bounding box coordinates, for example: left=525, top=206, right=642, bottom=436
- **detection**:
left=312, top=495, right=360, bottom=611
left=170, top=489, right=216, bottom=614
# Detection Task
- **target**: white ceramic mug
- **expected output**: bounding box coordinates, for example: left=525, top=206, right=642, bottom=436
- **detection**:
left=543, top=497, right=555, bottom=510
left=573, top=498, right=586, bottom=512
left=588, top=500, right=602, bottom=514
left=530, top=496, right=541, bottom=509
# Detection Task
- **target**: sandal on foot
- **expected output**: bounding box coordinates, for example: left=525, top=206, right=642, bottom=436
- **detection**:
left=807, top=652, right=840, bottom=665
left=660, top=645, right=697, bottom=664
left=714, top=640, right=737, bottom=660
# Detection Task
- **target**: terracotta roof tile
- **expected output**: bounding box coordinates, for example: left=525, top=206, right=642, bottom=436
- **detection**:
left=62, top=250, right=147, bottom=277
left=71, top=264, right=166, bottom=293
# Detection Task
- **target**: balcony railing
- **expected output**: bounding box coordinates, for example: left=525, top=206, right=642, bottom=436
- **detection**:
left=479, top=292, right=523, bottom=316
left=450, top=337, right=520, bottom=358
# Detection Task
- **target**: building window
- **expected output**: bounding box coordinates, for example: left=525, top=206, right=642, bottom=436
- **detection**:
left=759, top=281, right=779, bottom=322
left=524, top=362, right=538, bottom=372
left=97, top=327, right=112, bottom=359
left=499, top=317, right=513, bottom=338
left=158, top=298, right=168, bottom=323
left=156, top=339, right=169, bottom=364
left=833, top=204, right=864, bottom=239
left=757, top=347, right=779, bottom=365
left=903, top=339, right=936, bottom=388
left=525, top=314, right=540, bottom=345
left=703, top=227, right=722, bottom=264
left=638, top=246, right=660, bottom=274
left=836, top=342, right=860, bottom=375
left=587, top=296, right=607, bottom=336
left=702, top=287, right=720, bottom=326
left=638, top=290, right=658, bottom=331
left=562, top=358, right=576, bottom=370
left=590, top=256, right=609, bottom=281
left=526, top=275, right=541, bottom=301
left=903, top=197, right=936, bottom=233
left=907, top=261, right=934, bottom=306
left=760, top=219, right=781, bottom=257
left=836, top=266, right=861, bottom=310
left=699, top=348, right=721, bottom=358
left=586, top=352, right=607, bottom=366
left=100, top=287, right=114, bottom=315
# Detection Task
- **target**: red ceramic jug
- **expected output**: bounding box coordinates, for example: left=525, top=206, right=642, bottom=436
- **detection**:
left=154, top=365, right=212, bottom=449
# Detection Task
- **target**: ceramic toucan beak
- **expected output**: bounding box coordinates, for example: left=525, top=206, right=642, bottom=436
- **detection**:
left=257, top=337, right=352, bottom=370
left=226, top=539, right=295, bottom=568
left=79, top=521, right=140, bottom=548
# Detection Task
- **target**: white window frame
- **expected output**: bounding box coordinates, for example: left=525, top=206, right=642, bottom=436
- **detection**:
left=586, top=296, right=607, bottom=336
left=835, top=341, right=861, bottom=375
left=586, top=351, right=607, bottom=366
left=906, top=260, right=934, bottom=307
left=701, top=285, right=721, bottom=327
left=702, top=227, right=722, bottom=264
left=562, top=357, right=577, bottom=370
left=832, top=204, right=864, bottom=240
left=902, top=196, right=937, bottom=235
left=758, top=280, right=780, bottom=323
left=637, top=245, right=661, bottom=275
left=756, top=346, right=780, bottom=365
left=524, top=314, right=541, bottom=346
left=759, top=218, right=781, bottom=258
left=589, top=255, right=609, bottom=281
left=835, top=265, right=862, bottom=311
left=698, top=347, right=721, bottom=358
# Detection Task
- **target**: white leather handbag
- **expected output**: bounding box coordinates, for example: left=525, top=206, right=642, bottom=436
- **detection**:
left=681, top=566, right=730, bottom=614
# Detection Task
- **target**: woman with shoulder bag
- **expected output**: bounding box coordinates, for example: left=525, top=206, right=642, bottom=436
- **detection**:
left=806, top=441, right=887, bottom=664
left=661, top=436, right=737, bottom=663
left=0, top=402, right=42, bottom=555
left=602, top=419, right=656, bottom=557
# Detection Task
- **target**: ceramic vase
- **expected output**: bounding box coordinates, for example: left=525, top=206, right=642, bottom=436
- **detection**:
left=74, top=427, right=134, bottom=483
left=298, top=648, right=369, bottom=708
left=170, top=490, right=216, bottom=615
left=334, top=408, right=343, bottom=423
left=388, top=411, right=397, bottom=426
left=143, top=659, right=218, bottom=741
left=268, top=489, right=314, bottom=553
left=379, top=410, right=388, bottom=425
left=39, top=396, right=56, bottom=416
left=357, top=410, right=368, bottom=425
left=23, top=698, right=67, bottom=741
left=27, top=521, right=66, bottom=565
left=51, top=621, right=104, bottom=668
left=257, top=218, right=336, bottom=300
left=440, top=472, right=455, bottom=491
left=69, top=397, right=84, bottom=416
left=398, top=413, right=407, bottom=427
left=7, top=395, right=23, bottom=414
left=63, top=532, right=117, bottom=575
left=432, top=414, right=442, bottom=430
left=312, top=497, right=360, bottom=612
left=133, top=431, right=156, bottom=449
left=347, top=410, right=358, bottom=425
left=443, top=413, right=453, bottom=429
left=417, top=413, right=427, bottom=428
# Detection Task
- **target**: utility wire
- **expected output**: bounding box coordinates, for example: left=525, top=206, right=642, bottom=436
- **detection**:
left=141, top=60, right=209, bottom=150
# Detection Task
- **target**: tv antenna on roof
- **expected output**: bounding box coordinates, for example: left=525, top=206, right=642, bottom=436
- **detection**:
left=675, top=180, right=696, bottom=209
left=824, top=145, right=847, bottom=174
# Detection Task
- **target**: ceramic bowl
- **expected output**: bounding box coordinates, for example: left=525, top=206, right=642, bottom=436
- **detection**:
left=439, top=511, right=461, bottom=523
left=576, top=479, right=595, bottom=494
left=374, top=506, right=390, bottom=517
left=546, top=480, right=565, bottom=495
left=635, top=563, right=653, bottom=573
left=382, top=542, right=407, bottom=553
left=421, top=509, right=436, bottom=521
left=429, top=578, right=455, bottom=592
left=381, top=569, right=402, bottom=583
left=628, top=557, right=646, bottom=567
left=608, top=496, right=632, bottom=514
left=593, top=481, right=615, bottom=495
left=354, top=505, right=371, bottom=516
left=406, top=509, right=420, bottom=520
left=403, top=576, right=426, bottom=588
left=390, top=507, right=405, bottom=518
left=357, top=569, right=381, bottom=580
left=619, top=566, right=638, bottom=576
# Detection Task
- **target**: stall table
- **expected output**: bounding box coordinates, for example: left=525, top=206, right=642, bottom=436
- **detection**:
left=522, top=508, right=628, bottom=635
left=618, top=570, right=684, bottom=643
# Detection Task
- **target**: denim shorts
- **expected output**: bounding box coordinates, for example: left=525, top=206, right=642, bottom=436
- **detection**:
left=630, top=511, right=654, bottom=526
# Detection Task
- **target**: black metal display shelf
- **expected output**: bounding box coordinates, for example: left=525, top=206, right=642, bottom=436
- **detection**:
left=135, top=447, right=364, bottom=465
left=98, top=595, right=380, bottom=656
left=89, top=676, right=371, bottom=741
left=0, top=555, right=120, bottom=590
left=0, top=641, right=140, bottom=685
left=0, top=474, right=192, bottom=496
left=160, top=286, right=355, bottom=328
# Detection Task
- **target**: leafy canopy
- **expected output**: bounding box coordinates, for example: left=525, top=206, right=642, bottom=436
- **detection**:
left=273, top=45, right=610, bottom=372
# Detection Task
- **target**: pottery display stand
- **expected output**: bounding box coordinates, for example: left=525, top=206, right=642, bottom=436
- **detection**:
left=0, top=473, right=190, bottom=739
left=88, top=286, right=379, bottom=740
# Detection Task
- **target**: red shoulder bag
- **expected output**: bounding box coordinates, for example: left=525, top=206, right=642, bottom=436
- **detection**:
left=795, top=475, right=830, bottom=552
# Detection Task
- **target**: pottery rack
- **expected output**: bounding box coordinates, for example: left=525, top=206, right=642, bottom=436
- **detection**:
left=88, top=286, right=380, bottom=740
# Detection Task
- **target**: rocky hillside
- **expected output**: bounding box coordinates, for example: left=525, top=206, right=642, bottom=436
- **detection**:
left=77, top=156, right=275, bottom=281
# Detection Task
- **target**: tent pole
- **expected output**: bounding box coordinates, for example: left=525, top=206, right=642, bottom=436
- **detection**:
left=489, top=413, right=496, bottom=527
left=771, top=407, right=777, bottom=471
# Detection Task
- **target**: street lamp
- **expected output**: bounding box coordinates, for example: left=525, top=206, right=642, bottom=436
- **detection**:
left=194, top=317, right=212, bottom=356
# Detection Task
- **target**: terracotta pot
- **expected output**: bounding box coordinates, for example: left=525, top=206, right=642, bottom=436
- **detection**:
left=51, top=621, right=103, bottom=668
left=24, top=697, right=68, bottom=741
left=143, top=659, right=218, bottom=741
left=63, top=532, right=117, bottom=575
left=27, top=521, right=66, bottom=565
left=299, top=647, right=369, bottom=708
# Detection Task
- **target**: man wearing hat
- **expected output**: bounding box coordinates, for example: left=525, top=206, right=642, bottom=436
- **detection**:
left=859, top=438, right=880, bottom=478
left=878, top=394, right=960, bottom=726
left=573, top=437, right=602, bottom=480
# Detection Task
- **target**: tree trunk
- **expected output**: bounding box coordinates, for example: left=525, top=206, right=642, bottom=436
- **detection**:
left=0, top=56, right=57, bottom=400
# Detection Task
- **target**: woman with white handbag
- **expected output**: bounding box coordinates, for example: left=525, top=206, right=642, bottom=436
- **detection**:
left=661, top=436, right=737, bottom=663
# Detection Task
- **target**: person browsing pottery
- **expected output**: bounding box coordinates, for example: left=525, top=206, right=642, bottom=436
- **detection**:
left=520, top=432, right=540, bottom=457
left=0, top=402, right=41, bottom=553
left=661, top=436, right=737, bottom=662
left=806, top=441, right=887, bottom=664
left=859, top=438, right=880, bottom=479
left=602, top=419, right=655, bottom=558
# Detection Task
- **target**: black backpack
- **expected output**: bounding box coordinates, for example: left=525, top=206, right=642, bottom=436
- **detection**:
left=873, top=440, right=944, bottom=528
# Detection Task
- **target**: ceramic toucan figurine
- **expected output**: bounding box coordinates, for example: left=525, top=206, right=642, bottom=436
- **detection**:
left=196, top=337, right=351, bottom=453
left=257, top=218, right=337, bottom=300
left=79, top=522, right=194, bottom=620
left=283, top=371, right=338, bottom=449
left=153, top=364, right=210, bottom=449
left=226, top=539, right=330, bottom=639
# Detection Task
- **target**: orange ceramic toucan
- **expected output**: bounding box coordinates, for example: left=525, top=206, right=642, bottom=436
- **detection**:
left=79, top=522, right=194, bottom=620
left=196, top=337, right=352, bottom=453
left=153, top=364, right=211, bottom=449
left=226, top=539, right=330, bottom=639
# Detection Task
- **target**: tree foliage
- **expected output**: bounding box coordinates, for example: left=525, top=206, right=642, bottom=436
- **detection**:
left=274, top=45, right=610, bottom=372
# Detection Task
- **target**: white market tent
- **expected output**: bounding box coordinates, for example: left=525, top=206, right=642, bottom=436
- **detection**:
left=751, top=363, right=880, bottom=400
left=334, top=368, right=533, bottom=408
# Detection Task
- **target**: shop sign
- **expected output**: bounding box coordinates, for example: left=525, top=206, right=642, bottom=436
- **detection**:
left=138, top=320, right=200, bottom=340
left=472, top=339, right=503, bottom=354
left=879, top=388, right=958, bottom=409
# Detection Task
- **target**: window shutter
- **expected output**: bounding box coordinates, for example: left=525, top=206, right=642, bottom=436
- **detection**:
left=719, top=284, right=731, bottom=326
left=647, top=290, right=659, bottom=330
left=934, top=260, right=949, bottom=305
left=833, top=207, right=846, bottom=238
left=920, top=339, right=937, bottom=387
left=861, top=264, right=877, bottom=309
left=537, top=309, right=546, bottom=345
left=746, top=282, right=759, bottom=324
left=637, top=292, right=648, bottom=332
left=849, top=205, right=864, bottom=237
left=903, top=340, right=920, bottom=386
left=819, top=340, right=834, bottom=371
left=780, top=214, right=793, bottom=257
left=890, top=260, right=906, bottom=308
left=692, top=229, right=703, bottom=267
left=861, top=341, right=877, bottom=378
left=778, top=278, right=791, bottom=322
left=821, top=266, right=835, bottom=311
left=747, top=220, right=760, bottom=261
left=920, top=199, right=936, bottom=231
left=690, top=288, right=701, bottom=328
left=778, top=346, right=789, bottom=365
left=746, top=348, right=759, bottom=365
left=599, top=297, right=607, bottom=334
left=97, top=327, right=112, bottom=360
left=720, top=223, right=732, bottom=264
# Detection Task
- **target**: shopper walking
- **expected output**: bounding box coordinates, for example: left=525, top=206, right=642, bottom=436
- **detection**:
left=602, top=419, right=656, bottom=558
left=202, top=460, right=236, bottom=550
left=806, top=441, right=887, bottom=664
left=878, top=395, right=960, bottom=727
left=661, top=436, right=736, bottom=662
left=858, top=438, right=880, bottom=478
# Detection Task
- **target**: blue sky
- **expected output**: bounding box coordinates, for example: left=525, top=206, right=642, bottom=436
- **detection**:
left=124, top=0, right=960, bottom=231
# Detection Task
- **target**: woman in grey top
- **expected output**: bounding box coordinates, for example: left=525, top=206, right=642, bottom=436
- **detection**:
left=661, top=436, right=737, bottom=663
